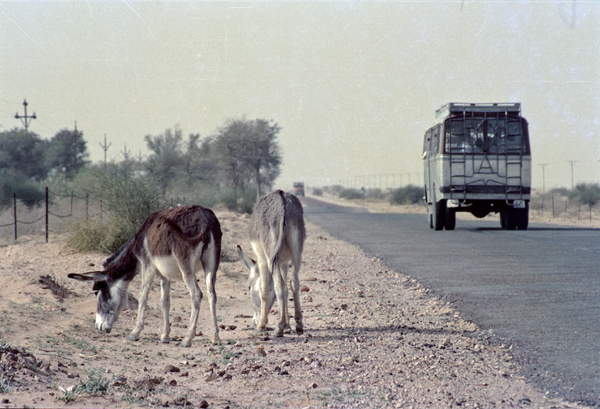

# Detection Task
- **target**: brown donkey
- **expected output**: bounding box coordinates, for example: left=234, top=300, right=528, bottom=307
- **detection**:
left=69, top=205, right=222, bottom=347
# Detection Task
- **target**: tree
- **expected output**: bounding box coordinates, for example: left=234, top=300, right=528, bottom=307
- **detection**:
left=182, top=133, right=218, bottom=185
left=243, top=118, right=282, bottom=198
left=0, top=128, right=49, bottom=181
left=46, top=128, right=89, bottom=179
left=570, top=183, right=600, bottom=220
left=213, top=118, right=282, bottom=198
left=144, top=127, right=184, bottom=193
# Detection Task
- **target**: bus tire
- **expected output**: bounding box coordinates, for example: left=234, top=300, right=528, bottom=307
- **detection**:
left=445, top=207, right=456, bottom=230
left=516, top=203, right=529, bottom=230
left=500, top=211, right=507, bottom=228
left=433, top=199, right=446, bottom=231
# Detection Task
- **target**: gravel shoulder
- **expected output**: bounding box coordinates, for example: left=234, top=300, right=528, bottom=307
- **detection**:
left=0, top=205, right=592, bottom=408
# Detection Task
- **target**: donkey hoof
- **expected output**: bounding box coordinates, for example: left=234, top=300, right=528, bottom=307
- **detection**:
left=160, top=335, right=170, bottom=344
left=211, top=335, right=221, bottom=345
left=296, top=327, right=304, bottom=335
left=180, top=339, right=192, bottom=348
left=127, top=333, right=139, bottom=342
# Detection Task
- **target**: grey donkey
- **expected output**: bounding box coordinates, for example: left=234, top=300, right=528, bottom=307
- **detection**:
left=237, top=190, right=306, bottom=337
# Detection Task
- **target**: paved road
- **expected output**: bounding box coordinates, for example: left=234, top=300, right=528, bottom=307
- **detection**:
left=301, top=197, right=600, bottom=407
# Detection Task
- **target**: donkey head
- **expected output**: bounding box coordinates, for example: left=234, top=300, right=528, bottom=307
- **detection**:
left=237, top=245, right=275, bottom=328
left=68, top=271, right=130, bottom=333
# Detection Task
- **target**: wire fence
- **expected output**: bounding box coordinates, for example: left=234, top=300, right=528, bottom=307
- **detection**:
left=530, top=195, right=598, bottom=223
left=0, top=187, right=98, bottom=243
left=0, top=189, right=595, bottom=244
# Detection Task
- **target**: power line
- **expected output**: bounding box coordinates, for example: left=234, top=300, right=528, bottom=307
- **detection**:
left=566, top=160, right=577, bottom=190
left=99, top=134, right=112, bottom=167
left=15, top=99, right=36, bottom=134
left=538, top=163, right=549, bottom=195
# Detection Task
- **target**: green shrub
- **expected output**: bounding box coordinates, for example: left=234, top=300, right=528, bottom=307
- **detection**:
left=365, top=188, right=384, bottom=200
left=569, top=183, right=600, bottom=207
left=549, top=187, right=569, bottom=197
left=67, top=167, right=164, bottom=253
left=67, top=220, right=132, bottom=254
left=219, top=188, right=256, bottom=214
left=324, top=185, right=344, bottom=195
left=312, top=187, right=323, bottom=196
left=339, top=188, right=364, bottom=200
left=389, top=185, right=424, bottom=205
left=0, top=174, right=45, bottom=209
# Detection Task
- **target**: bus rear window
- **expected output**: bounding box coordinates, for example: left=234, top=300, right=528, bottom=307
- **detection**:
left=445, top=117, right=529, bottom=154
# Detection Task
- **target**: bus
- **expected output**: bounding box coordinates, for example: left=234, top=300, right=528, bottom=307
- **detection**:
left=423, top=103, right=531, bottom=230
left=293, top=182, right=305, bottom=197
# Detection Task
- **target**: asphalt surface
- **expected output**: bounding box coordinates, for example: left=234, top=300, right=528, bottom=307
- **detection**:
left=301, top=197, right=600, bottom=407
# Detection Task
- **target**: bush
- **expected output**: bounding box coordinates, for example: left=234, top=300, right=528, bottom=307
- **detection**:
left=365, top=188, right=385, bottom=200
left=389, top=185, right=424, bottom=205
left=219, top=188, right=256, bottom=214
left=339, top=188, right=364, bottom=200
left=569, top=183, right=600, bottom=207
left=549, top=187, right=569, bottom=197
left=67, top=166, right=165, bottom=253
left=312, top=187, right=323, bottom=196
left=323, top=185, right=344, bottom=195
left=0, top=174, right=45, bottom=209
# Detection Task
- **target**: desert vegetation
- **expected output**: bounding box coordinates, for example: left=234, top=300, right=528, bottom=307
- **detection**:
left=0, top=118, right=281, bottom=252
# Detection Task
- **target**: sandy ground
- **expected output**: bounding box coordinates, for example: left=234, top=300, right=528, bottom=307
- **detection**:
left=0, top=203, right=594, bottom=409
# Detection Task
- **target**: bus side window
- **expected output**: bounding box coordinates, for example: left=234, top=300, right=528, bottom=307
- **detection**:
left=432, top=125, right=440, bottom=154
left=423, top=129, right=432, bottom=155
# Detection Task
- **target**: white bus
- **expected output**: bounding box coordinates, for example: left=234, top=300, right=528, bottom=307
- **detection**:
left=423, top=103, right=531, bottom=230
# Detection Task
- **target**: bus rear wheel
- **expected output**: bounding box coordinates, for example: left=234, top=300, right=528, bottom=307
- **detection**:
left=432, top=199, right=446, bottom=231
left=445, top=207, right=456, bottom=230
left=503, top=203, right=529, bottom=230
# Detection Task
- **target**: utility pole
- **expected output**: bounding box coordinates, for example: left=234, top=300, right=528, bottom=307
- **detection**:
left=538, top=163, right=549, bottom=195
left=121, top=143, right=131, bottom=161
left=566, top=160, right=577, bottom=190
left=99, top=134, right=112, bottom=167
left=15, top=99, right=36, bottom=134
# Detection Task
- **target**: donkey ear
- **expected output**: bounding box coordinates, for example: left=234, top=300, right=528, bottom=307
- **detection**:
left=237, top=245, right=256, bottom=270
left=67, top=271, right=108, bottom=282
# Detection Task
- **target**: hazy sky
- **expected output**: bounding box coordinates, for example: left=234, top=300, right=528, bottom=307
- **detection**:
left=1, top=0, right=598, bottom=191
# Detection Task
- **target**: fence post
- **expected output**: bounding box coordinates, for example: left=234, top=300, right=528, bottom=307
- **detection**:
left=45, top=187, right=49, bottom=243
left=552, top=196, right=555, bottom=218
left=13, top=193, right=17, bottom=241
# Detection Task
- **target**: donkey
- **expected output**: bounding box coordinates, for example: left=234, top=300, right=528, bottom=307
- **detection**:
left=68, top=205, right=222, bottom=347
left=237, top=190, right=305, bottom=337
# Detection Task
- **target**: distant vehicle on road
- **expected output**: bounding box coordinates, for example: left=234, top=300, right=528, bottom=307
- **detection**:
left=293, top=182, right=305, bottom=197
left=423, top=103, right=531, bottom=230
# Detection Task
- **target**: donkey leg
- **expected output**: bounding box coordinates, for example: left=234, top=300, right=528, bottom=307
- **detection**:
left=257, top=262, right=271, bottom=333
left=272, top=265, right=288, bottom=337
left=180, top=267, right=202, bottom=348
left=290, top=262, right=303, bottom=335
left=205, top=270, right=220, bottom=344
left=159, top=279, right=171, bottom=343
left=281, top=262, right=292, bottom=333
left=129, top=264, right=157, bottom=341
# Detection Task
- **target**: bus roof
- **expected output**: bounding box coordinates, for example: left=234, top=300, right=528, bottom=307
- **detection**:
left=435, top=102, right=521, bottom=122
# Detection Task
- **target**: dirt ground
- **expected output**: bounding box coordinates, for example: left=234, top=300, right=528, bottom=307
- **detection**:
left=0, top=203, right=594, bottom=408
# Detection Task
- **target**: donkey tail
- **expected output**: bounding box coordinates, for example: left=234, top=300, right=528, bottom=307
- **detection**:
left=268, top=190, right=287, bottom=274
